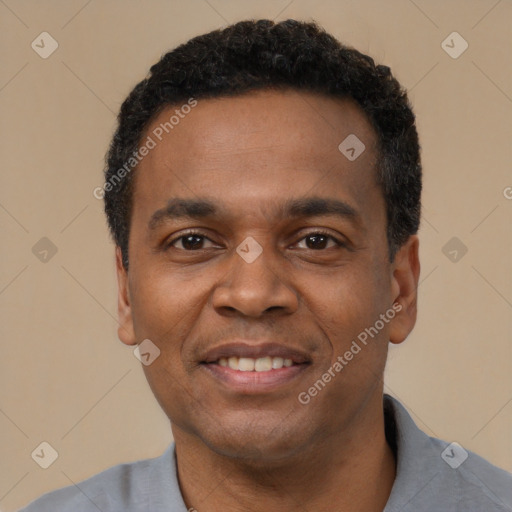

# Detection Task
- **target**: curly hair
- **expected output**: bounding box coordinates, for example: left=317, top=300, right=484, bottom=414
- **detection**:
left=104, top=19, right=421, bottom=269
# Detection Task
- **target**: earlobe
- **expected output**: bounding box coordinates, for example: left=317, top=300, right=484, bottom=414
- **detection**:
left=115, top=247, right=137, bottom=346
left=388, top=236, right=420, bottom=345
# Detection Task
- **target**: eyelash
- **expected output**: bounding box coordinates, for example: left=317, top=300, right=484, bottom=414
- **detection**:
left=165, top=229, right=346, bottom=251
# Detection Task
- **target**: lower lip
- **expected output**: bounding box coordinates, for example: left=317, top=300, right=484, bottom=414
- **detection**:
left=201, top=363, right=309, bottom=393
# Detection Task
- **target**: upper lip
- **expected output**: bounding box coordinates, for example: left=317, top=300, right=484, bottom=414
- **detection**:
left=202, top=341, right=311, bottom=364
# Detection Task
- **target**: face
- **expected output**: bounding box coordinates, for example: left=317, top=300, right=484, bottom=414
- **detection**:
left=116, top=89, right=419, bottom=462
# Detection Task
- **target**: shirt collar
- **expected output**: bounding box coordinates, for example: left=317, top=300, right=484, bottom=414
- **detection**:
left=383, top=394, right=443, bottom=511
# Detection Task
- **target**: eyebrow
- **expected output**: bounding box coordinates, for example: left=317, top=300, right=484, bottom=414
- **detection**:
left=148, top=196, right=361, bottom=231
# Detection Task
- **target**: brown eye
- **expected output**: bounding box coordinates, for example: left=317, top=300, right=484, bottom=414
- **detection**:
left=296, top=232, right=343, bottom=250
left=167, top=231, right=216, bottom=251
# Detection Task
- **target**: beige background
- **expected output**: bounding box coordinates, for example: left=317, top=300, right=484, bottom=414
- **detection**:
left=1, top=0, right=511, bottom=510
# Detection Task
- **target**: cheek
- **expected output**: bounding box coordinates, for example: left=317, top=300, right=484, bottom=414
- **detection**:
left=128, top=268, right=200, bottom=339
left=308, top=262, right=391, bottom=360
left=314, top=263, right=385, bottom=321
left=130, top=272, right=199, bottom=409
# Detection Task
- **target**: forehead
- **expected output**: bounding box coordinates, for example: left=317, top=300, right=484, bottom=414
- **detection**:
left=132, top=89, right=381, bottom=226
left=142, top=89, right=376, bottom=164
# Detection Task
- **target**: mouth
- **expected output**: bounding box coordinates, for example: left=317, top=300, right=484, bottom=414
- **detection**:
left=214, top=355, right=296, bottom=371
left=200, top=342, right=311, bottom=393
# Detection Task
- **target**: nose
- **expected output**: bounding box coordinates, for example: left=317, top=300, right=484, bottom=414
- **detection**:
left=211, top=245, right=299, bottom=318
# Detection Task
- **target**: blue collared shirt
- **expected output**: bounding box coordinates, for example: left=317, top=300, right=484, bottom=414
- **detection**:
left=20, top=395, right=512, bottom=511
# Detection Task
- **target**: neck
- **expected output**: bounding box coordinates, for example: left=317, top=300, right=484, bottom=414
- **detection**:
left=173, top=393, right=396, bottom=512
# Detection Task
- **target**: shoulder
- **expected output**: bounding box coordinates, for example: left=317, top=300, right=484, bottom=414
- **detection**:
left=429, top=435, right=512, bottom=510
left=384, top=395, right=512, bottom=512
left=19, top=446, right=175, bottom=512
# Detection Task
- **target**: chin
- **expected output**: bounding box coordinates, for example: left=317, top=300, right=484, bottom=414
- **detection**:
left=199, top=421, right=311, bottom=465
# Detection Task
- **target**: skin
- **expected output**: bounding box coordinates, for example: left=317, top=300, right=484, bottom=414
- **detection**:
left=116, top=89, right=420, bottom=512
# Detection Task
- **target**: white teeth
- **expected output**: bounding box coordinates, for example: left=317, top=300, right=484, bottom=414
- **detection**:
left=272, top=357, right=284, bottom=369
left=238, top=357, right=255, bottom=371
left=255, top=356, right=272, bottom=372
left=217, top=356, right=297, bottom=371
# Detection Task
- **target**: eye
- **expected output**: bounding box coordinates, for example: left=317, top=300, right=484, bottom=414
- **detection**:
left=167, top=231, right=216, bottom=251
left=165, top=230, right=345, bottom=252
left=295, top=231, right=345, bottom=250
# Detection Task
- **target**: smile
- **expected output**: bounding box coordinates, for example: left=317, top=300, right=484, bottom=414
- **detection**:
left=216, top=356, right=295, bottom=372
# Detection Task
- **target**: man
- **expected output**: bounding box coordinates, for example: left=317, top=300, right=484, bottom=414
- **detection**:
left=22, top=19, right=511, bottom=512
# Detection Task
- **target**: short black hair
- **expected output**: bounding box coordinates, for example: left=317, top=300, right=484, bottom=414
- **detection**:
left=104, top=19, right=421, bottom=269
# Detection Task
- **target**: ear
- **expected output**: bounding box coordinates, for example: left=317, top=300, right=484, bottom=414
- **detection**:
left=116, top=246, right=137, bottom=346
left=388, top=235, right=420, bottom=345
